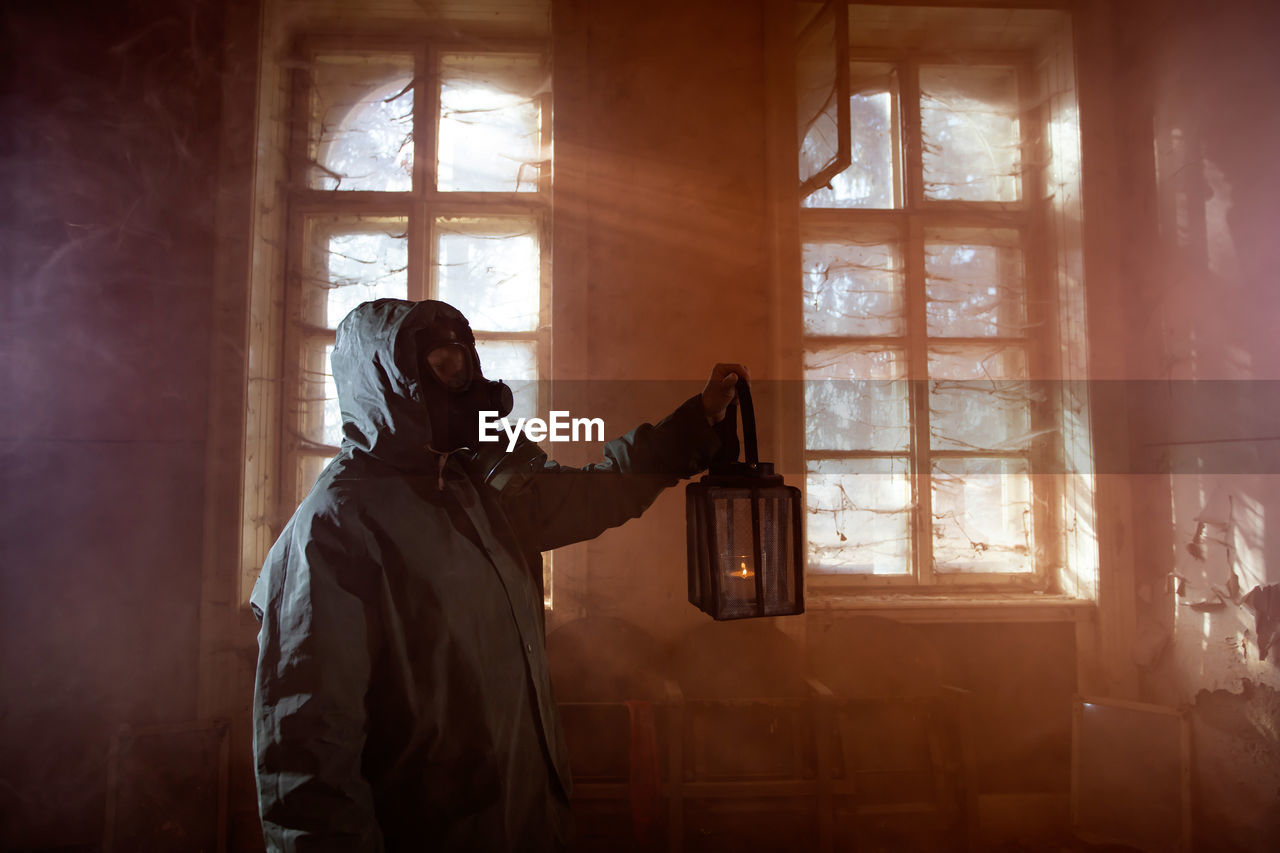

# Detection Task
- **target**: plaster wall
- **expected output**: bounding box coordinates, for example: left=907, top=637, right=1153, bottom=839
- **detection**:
left=0, top=0, right=225, bottom=847
left=568, top=0, right=774, bottom=640
left=1114, top=0, right=1280, bottom=848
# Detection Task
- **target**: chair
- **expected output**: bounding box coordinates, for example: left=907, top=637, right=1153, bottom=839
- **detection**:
left=547, top=616, right=669, bottom=851
left=662, top=620, right=834, bottom=853
left=807, top=617, right=971, bottom=852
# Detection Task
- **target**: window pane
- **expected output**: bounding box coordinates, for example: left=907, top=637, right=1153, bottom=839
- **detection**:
left=309, top=54, right=414, bottom=191
left=920, top=65, right=1020, bottom=202
left=804, top=62, right=898, bottom=209
left=805, top=345, right=909, bottom=451
left=297, top=454, right=330, bottom=504
left=303, top=216, right=410, bottom=329
left=434, top=216, right=540, bottom=332
left=807, top=457, right=912, bottom=575
left=928, top=345, right=1034, bottom=451
left=474, top=339, right=538, bottom=424
left=438, top=53, right=543, bottom=192
left=926, top=228, right=1026, bottom=337
left=294, top=338, right=339, bottom=448
left=322, top=343, right=341, bottom=448
left=932, top=457, right=1033, bottom=574
left=803, top=230, right=903, bottom=336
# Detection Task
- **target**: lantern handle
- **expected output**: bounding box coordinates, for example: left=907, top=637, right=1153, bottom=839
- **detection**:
left=736, top=378, right=760, bottom=468
left=705, top=377, right=777, bottom=482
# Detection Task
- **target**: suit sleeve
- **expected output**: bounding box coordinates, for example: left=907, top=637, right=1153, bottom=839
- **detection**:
left=499, top=394, right=728, bottom=552
left=251, top=515, right=384, bottom=853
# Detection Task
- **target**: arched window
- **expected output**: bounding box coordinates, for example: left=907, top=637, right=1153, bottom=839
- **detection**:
left=241, top=35, right=552, bottom=603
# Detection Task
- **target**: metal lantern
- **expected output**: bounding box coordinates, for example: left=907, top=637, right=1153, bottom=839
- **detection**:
left=686, top=381, right=804, bottom=620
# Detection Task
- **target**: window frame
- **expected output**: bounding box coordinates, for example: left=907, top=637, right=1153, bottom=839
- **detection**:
left=239, top=28, right=555, bottom=604
left=792, top=11, right=1090, bottom=598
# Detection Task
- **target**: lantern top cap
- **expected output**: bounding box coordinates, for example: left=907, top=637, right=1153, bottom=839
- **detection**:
left=702, top=461, right=783, bottom=487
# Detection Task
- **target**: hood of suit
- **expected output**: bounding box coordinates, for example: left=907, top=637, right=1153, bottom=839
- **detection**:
left=332, top=298, right=502, bottom=470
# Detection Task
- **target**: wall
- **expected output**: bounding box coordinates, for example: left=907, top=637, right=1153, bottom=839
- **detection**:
left=557, top=0, right=1084, bottom=842
left=1115, top=0, right=1280, bottom=849
left=0, top=0, right=227, bottom=848
left=566, top=0, right=775, bottom=637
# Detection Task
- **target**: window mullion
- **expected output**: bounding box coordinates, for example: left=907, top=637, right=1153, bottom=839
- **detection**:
left=421, top=44, right=437, bottom=301
left=537, top=209, right=552, bottom=419
left=900, top=59, right=934, bottom=585
left=906, top=217, right=933, bottom=586
left=423, top=45, right=440, bottom=197
left=409, top=45, right=431, bottom=301
left=901, top=56, right=924, bottom=212
left=410, top=201, right=428, bottom=301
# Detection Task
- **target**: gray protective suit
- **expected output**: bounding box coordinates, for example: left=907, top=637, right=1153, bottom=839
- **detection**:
left=250, top=299, right=721, bottom=852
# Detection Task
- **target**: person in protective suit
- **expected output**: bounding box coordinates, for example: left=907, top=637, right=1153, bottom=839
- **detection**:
left=250, top=298, right=746, bottom=852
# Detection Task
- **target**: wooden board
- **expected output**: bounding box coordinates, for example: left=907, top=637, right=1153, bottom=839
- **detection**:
left=104, top=720, right=229, bottom=853
left=1071, top=696, right=1191, bottom=853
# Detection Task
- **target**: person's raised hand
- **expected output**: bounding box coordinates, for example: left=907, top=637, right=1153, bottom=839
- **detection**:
left=701, top=363, right=751, bottom=425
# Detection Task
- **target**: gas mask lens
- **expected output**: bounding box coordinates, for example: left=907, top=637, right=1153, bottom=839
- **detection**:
left=426, top=343, right=473, bottom=391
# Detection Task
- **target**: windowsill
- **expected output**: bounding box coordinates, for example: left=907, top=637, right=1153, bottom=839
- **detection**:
left=805, top=592, right=1095, bottom=623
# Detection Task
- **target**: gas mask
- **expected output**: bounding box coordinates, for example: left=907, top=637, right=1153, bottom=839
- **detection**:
left=416, top=319, right=513, bottom=453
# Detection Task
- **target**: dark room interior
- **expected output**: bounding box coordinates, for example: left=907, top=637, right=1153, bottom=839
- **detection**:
left=2, top=1, right=1279, bottom=851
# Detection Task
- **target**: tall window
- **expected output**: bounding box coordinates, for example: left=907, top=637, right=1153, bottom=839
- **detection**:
left=283, top=41, right=551, bottom=503
left=797, top=4, right=1092, bottom=593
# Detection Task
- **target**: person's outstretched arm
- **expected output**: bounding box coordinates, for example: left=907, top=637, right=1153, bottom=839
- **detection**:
left=497, top=364, right=748, bottom=552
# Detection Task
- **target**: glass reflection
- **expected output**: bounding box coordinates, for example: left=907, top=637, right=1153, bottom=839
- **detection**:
left=803, top=235, right=903, bottom=336
left=438, top=54, right=543, bottom=192
left=807, top=457, right=912, bottom=574
left=433, top=216, right=540, bottom=333
left=920, top=65, right=1021, bottom=202
left=310, top=54, right=414, bottom=191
